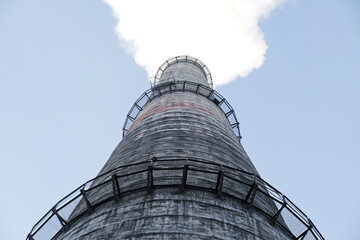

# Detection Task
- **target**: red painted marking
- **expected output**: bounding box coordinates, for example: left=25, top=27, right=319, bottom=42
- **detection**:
left=128, top=102, right=216, bottom=132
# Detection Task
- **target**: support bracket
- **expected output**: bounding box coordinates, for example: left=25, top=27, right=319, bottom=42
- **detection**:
left=147, top=165, right=153, bottom=193
left=245, top=181, right=258, bottom=207
left=181, top=165, right=189, bottom=190
left=112, top=174, right=121, bottom=200
left=80, top=189, right=93, bottom=212
left=52, top=207, right=67, bottom=227
left=215, top=170, right=224, bottom=197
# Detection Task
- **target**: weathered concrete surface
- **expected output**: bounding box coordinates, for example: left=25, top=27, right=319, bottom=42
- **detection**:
left=157, top=60, right=209, bottom=86
left=99, top=62, right=257, bottom=175
left=55, top=59, right=293, bottom=239
left=99, top=91, right=257, bottom=175
left=58, top=189, right=293, bottom=240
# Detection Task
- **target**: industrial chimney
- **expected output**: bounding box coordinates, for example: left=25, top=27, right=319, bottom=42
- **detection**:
left=27, top=56, right=324, bottom=240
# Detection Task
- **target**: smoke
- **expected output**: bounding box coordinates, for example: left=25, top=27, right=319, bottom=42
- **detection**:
left=103, top=0, right=286, bottom=87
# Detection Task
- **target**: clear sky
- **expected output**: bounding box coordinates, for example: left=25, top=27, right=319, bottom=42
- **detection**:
left=0, top=0, right=359, bottom=239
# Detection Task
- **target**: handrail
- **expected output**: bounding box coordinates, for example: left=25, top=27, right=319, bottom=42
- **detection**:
left=122, top=81, right=242, bottom=141
left=154, top=55, right=213, bottom=88
left=26, top=158, right=324, bottom=240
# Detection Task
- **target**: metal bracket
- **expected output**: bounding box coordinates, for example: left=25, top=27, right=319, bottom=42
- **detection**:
left=135, top=103, right=142, bottom=111
left=195, top=84, right=200, bottom=94
left=225, top=110, right=234, bottom=117
left=271, top=196, right=286, bottom=224
left=51, top=207, right=67, bottom=227
left=181, top=165, right=189, bottom=190
left=207, top=89, right=214, bottom=98
left=27, top=234, right=35, bottom=240
left=80, top=189, right=93, bottom=212
left=297, top=227, right=311, bottom=239
left=170, top=82, right=174, bottom=93
left=127, top=115, right=135, bottom=122
left=215, top=170, right=224, bottom=197
left=218, top=98, right=225, bottom=106
left=112, top=174, right=121, bottom=200
left=245, top=181, right=258, bottom=207
left=147, top=166, right=153, bottom=193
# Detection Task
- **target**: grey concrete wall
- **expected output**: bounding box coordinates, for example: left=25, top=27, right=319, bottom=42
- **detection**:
left=55, top=60, right=293, bottom=239
left=99, top=91, right=257, bottom=175
left=99, top=61, right=257, bottom=175
left=158, top=61, right=209, bottom=86
left=58, top=189, right=293, bottom=240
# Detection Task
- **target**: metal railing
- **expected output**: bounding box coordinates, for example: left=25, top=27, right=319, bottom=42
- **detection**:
left=153, top=55, right=213, bottom=88
left=26, top=158, right=324, bottom=240
left=122, top=81, right=242, bottom=140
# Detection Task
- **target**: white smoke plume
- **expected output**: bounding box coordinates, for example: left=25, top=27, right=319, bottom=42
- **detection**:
left=103, top=0, right=286, bottom=87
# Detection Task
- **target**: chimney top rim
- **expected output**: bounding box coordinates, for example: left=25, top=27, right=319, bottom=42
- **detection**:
left=154, top=55, right=213, bottom=88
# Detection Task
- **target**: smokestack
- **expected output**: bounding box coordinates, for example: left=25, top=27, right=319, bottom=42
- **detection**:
left=27, top=56, right=324, bottom=240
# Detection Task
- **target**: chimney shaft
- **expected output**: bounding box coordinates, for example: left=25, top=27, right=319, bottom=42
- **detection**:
left=27, top=56, right=324, bottom=240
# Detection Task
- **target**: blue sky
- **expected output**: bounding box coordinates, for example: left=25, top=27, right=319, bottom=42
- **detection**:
left=0, top=0, right=359, bottom=239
